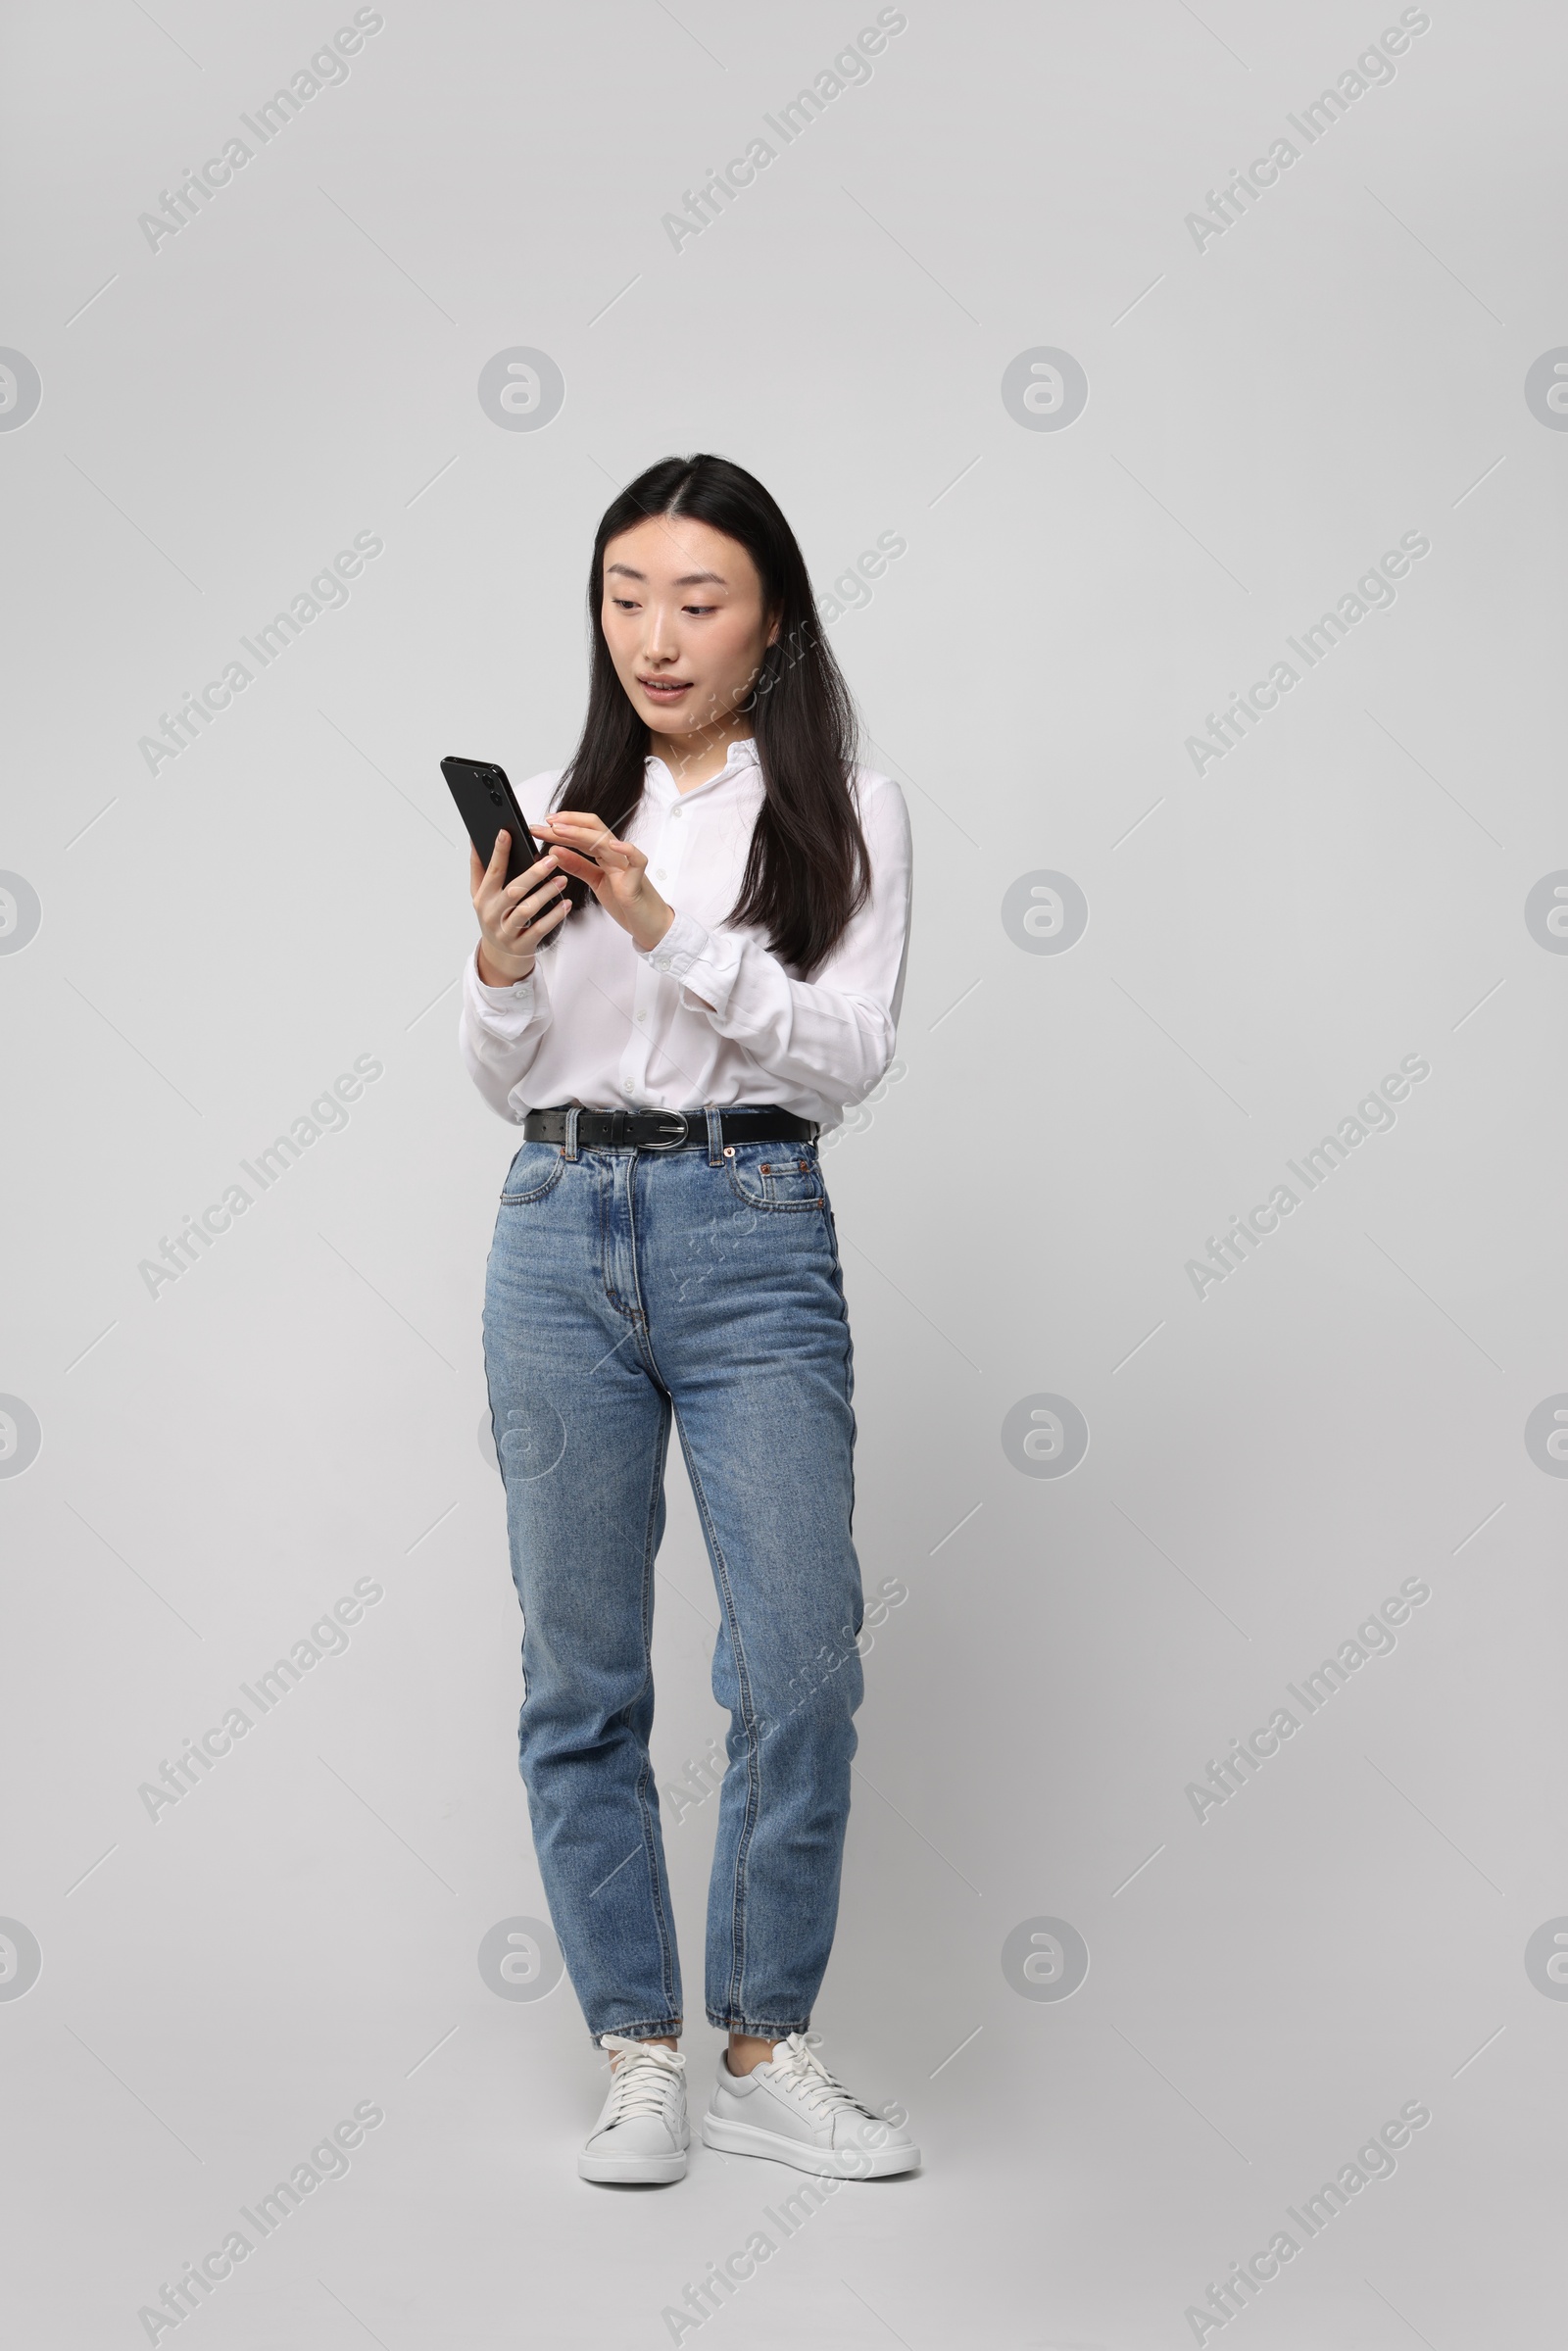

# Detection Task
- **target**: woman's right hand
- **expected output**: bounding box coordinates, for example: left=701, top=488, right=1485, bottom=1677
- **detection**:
left=470, top=831, right=571, bottom=986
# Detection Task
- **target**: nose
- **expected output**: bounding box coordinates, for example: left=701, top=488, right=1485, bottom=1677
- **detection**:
left=641, top=596, right=681, bottom=666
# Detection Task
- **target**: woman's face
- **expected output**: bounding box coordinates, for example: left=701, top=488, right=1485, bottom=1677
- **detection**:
left=601, top=514, right=779, bottom=744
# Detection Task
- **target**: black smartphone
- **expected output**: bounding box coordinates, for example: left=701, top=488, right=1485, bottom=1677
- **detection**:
left=441, top=757, right=547, bottom=886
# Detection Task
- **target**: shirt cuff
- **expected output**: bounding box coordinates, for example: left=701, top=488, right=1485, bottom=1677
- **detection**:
left=465, top=942, right=541, bottom=1033
left=641, top=909, right=739, bottom=1015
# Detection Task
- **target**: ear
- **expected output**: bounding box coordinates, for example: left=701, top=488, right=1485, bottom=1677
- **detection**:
left=764, top=606, right=783, bottom=650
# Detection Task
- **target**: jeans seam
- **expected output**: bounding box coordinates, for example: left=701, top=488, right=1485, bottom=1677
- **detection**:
left=620, top=1181, right=681, bottom=2022
left=822, top=1198, right=858, bottom=1525
left=631, top=1398, right=680, bottom=2018
left=673, top=1405, right=760, bottom=2029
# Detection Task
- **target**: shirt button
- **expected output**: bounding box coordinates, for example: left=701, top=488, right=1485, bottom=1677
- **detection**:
left=635, top=1011, right=646, bottom=1022
left=656, top=957, right=670, bottom=971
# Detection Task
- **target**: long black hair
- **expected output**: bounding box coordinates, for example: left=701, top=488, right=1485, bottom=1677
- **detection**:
left=551, top=454, right=871, bottom=979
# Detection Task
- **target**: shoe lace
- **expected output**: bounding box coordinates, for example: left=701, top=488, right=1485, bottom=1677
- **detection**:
left=763, top=2032, right=876, bottom=2122
left=599, top=2034, right=685, bottom=2123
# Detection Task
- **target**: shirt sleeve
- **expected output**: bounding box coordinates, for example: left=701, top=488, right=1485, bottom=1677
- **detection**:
left=457, top=941, right=556, bottom=1123
left=636, top=773, right=912, bottom=1110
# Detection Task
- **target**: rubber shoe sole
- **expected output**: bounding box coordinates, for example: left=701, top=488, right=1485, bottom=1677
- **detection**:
left=701, top=2113, right=919, bottom=2178
left=577, top=2142, right=688, bottom=2184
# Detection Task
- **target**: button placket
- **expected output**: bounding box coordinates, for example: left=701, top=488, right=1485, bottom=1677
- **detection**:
left=615, top=787, right=673, bottom=1106
left=619, top=970, right=651, bottom=1101
left=650, top=797, right=688, bottom=978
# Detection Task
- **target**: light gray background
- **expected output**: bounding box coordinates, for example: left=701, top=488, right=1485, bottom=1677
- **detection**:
left=3, top=1, right=1564, bottom=2343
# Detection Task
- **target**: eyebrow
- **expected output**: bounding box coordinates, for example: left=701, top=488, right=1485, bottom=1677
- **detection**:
left=605, top=563, right=728, bottom=587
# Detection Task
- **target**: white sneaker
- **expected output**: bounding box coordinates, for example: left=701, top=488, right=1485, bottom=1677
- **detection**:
left=701, top=2033, right=919, bottom=2178
left=578, top=2034, right=689, bottom=2183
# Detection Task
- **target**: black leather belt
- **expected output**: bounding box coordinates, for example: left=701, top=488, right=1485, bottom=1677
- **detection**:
left=523, top=1104, right=818, bottom=1151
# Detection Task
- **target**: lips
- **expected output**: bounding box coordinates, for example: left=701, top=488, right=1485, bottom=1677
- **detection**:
left=638, top=676, right=691, bottom=698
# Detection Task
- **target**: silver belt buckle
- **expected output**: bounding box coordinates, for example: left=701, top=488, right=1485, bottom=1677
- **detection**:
left=643, top=1110, right=691, bottom=1150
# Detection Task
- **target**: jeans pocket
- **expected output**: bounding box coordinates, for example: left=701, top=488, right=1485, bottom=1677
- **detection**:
left=500, top=1142, right=565, bottom=1203
left=722, top=1142, right=824, bottom=1211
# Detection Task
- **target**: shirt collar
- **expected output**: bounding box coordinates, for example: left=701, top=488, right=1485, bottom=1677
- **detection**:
left=645, top=735, right=759, bottom=801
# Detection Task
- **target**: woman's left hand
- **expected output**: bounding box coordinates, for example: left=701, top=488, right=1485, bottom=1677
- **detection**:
left=537, top=810, right=676, bottom=956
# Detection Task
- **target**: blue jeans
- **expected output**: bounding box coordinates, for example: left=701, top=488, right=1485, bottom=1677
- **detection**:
left=482, top=1111, right=864, bottom=2042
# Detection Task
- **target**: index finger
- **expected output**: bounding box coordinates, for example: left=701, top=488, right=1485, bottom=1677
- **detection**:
left=485, top=828, right=512, bottom=879
left=541, top=810, right=612, bottom=857
left=540, top=809, right=605, bottom=836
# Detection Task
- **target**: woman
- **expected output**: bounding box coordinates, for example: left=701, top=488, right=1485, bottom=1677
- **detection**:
left=461, top=454, right=916, bottom=2185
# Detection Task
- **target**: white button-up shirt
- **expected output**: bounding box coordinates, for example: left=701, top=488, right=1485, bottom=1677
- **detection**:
left=458, top=738, right=911, bottom=1130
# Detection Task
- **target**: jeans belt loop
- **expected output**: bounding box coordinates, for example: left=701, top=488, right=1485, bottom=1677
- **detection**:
left=705, top=1105, right=724, bottom=1166
left=564, top=1106, right=580, bottom=1161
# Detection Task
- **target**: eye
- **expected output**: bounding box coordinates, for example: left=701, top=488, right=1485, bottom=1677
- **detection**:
left=683, top=602, right=718, bottom=615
